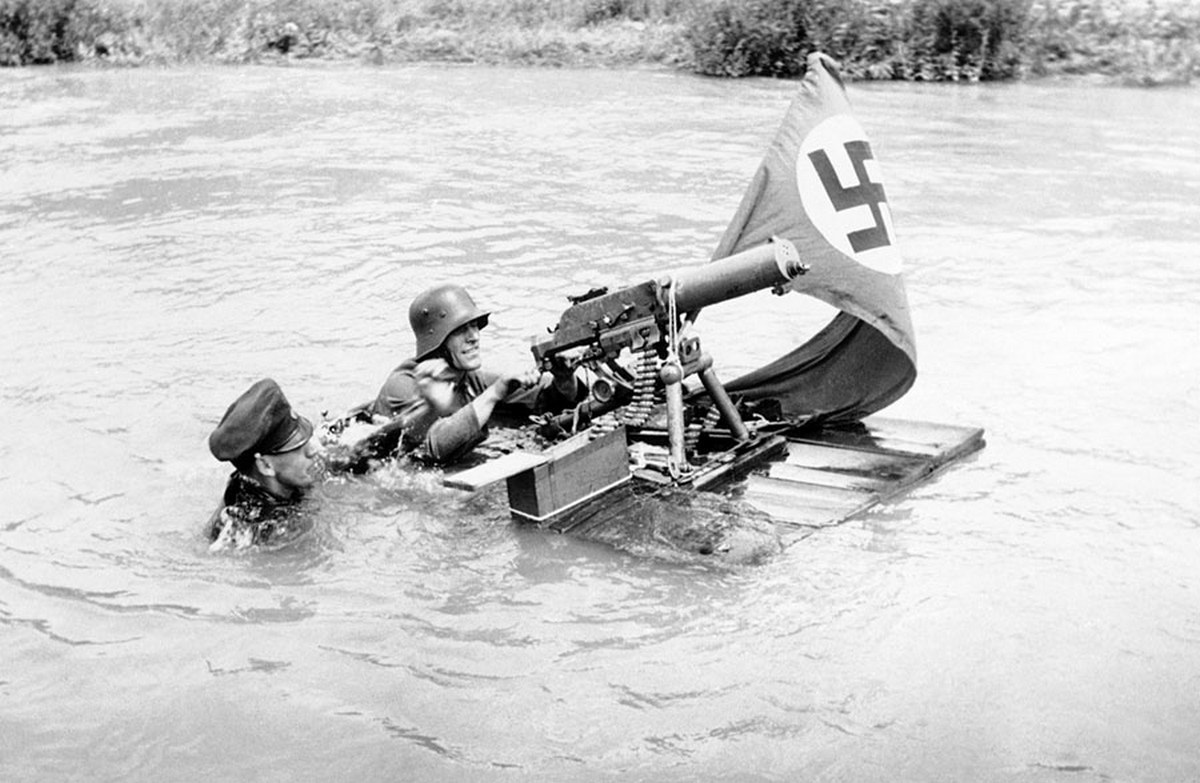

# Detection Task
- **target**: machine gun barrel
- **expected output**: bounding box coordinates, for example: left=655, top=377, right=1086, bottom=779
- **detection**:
left=532, top=237, right=804, bottom=365
left=667, top=237, right=804, bottom=314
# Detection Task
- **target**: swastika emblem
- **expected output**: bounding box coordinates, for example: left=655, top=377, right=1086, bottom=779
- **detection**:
left=808, top=141, right=890, bottom=253
left=795, top=114, right=902, bottom=274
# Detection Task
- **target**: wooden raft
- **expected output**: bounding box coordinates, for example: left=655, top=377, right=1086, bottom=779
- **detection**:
left=444, top=416, right=984, bottom=540
left=738, top=416, right=985, bottom=535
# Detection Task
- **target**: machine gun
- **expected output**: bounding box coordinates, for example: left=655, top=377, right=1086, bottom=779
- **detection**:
left=530, top=237, right=808, bottom=480
left=443, top=237, right=808, bottom=527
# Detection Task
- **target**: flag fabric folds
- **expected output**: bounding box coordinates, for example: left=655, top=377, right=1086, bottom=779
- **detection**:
left=709, top=53, right=918, bottom=424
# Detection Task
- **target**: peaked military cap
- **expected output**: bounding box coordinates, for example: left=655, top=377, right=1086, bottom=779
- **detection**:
left=209, top=378, right=313, bottom=463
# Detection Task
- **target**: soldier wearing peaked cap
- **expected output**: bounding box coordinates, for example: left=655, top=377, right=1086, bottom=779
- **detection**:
left=206, top=378, right=321, bottom=550
left=369, top=284, right=585, bottom=465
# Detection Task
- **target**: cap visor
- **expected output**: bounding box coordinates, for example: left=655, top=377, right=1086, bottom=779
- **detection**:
left=269, top=415, right=314, bottom=454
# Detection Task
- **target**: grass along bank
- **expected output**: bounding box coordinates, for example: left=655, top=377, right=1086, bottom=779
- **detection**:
left=1, top=0, right=1196, bottom=85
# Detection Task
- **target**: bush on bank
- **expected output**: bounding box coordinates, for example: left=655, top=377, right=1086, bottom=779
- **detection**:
left=1022, top=0, right=1199, bottom=84
left=684, top=0, right=1027, bottom=80
left=1, top=0, right=75, bottom=64
left=0, top=0, right=1196, bottom=84
left=684, top=0, right=1197, bottom=82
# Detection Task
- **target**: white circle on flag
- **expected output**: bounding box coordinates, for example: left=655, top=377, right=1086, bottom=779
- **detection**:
left=796, top=114, right=903, bottom=275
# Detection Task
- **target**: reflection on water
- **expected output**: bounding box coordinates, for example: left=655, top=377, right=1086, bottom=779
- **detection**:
left=2, top=64, right=1199, bottom=781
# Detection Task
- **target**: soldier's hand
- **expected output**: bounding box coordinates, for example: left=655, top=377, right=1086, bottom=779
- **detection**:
left=492, top=370, right=538, bottom=398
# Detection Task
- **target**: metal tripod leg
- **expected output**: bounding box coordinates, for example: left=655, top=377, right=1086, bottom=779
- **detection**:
left=698, top=364, right=749, bottom=441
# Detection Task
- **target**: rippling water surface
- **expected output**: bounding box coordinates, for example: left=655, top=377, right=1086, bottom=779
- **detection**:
left=2, top=64, right=1198, bottom=782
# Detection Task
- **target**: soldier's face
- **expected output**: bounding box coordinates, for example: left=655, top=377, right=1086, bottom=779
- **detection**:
left=263, top=439, right=320, bottom=492
left=444, top=320, right=483, bottom=371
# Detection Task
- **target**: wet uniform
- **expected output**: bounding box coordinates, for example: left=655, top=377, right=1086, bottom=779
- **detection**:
left=207, top=471, right=304, bottom=549
left=372, top=358, right=583, bottom=464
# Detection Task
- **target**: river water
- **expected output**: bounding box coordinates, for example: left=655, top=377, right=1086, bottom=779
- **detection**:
left=1, top=64, right=1198, bottom=782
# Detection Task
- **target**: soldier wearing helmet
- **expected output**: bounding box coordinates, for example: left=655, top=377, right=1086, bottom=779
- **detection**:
left=371, top=284, right=583, bottom=464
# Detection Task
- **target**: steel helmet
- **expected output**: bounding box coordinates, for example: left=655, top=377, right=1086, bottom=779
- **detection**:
left=409, top=284, right=491, bottom=360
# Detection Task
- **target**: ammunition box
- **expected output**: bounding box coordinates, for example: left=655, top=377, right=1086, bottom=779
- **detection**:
left=507, top=426, right=631, bottom=524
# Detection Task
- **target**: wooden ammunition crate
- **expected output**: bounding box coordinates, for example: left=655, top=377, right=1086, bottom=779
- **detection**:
left=506, top=426, right=631, bottom=524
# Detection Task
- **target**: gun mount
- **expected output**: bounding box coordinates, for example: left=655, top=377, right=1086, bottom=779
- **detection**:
left=529, top=237, right=808, bottom=491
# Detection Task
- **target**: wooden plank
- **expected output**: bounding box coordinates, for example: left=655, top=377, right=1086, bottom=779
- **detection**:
left=744, top=474, right=880, bottom=510
left=443, top=451, right=549, bottom=491
left=792, top=416, right=984, bottom=464
left=739, top=474, right=878, bottom=528
left=766, top=462, right=893, bottom=492
left=783, top=441, right=931, bottom=483
left=740, top=494, right=858, bottom=529
left=743, top=496, right=842, bottom=529
left=740, top=416, right=986, bottom=531
left=690, top=435, right=789, bottom=492
left=780, top=526, right=818, bottom=544
left=860, top=416, right=985, bottom=463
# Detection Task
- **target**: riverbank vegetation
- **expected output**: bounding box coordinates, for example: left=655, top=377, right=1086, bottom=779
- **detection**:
left=1, top=0, right=1196, bottom=85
